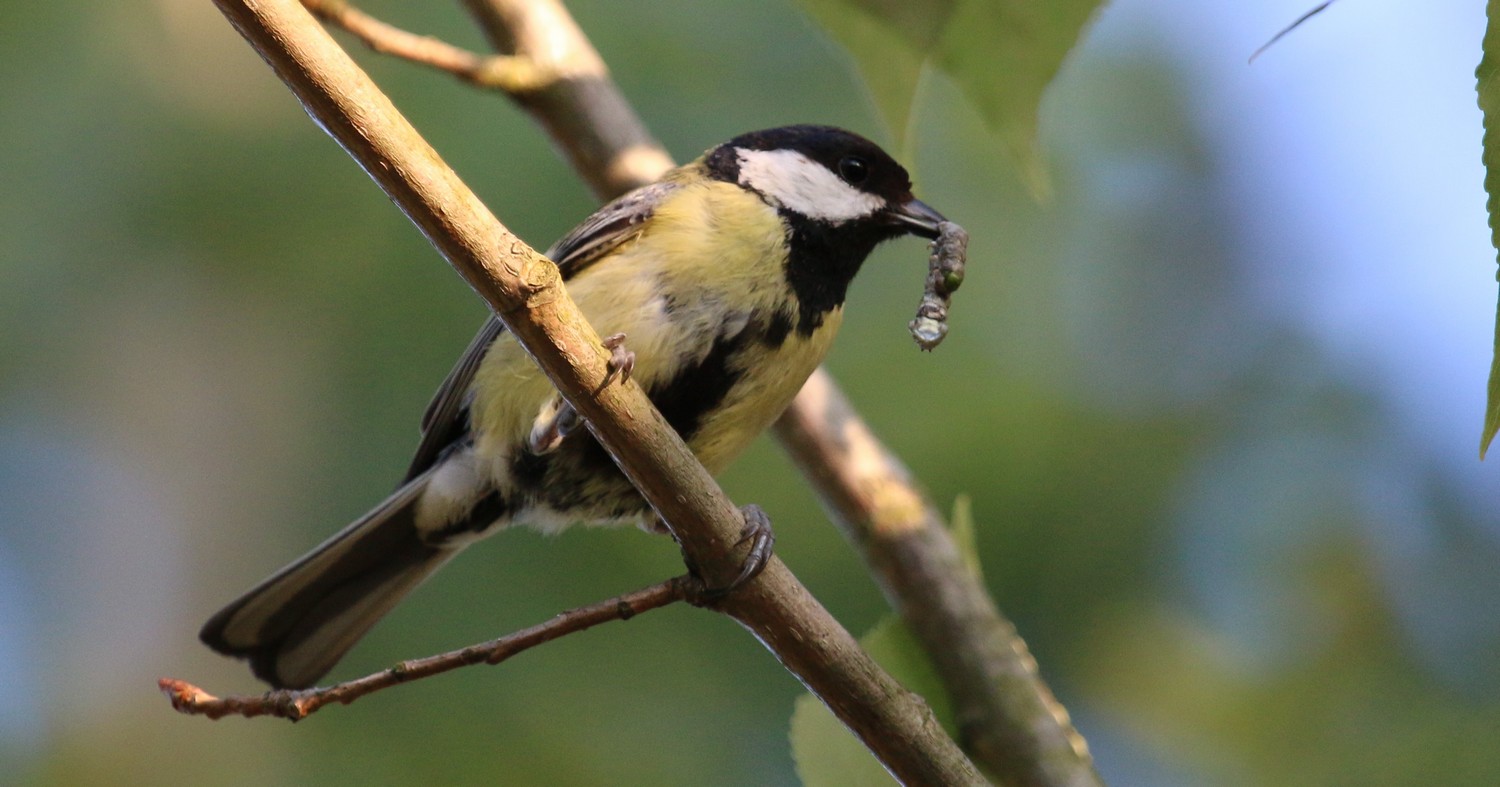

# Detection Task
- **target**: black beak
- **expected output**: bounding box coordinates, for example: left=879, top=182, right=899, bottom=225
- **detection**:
left=886, top=198, right=946, bottom=239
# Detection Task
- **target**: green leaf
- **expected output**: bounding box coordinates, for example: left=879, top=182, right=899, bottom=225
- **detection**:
left=796, top=0, right=1107, bottom=190
left=789, top=618, right=954, bottom=787
left=1478, top=0, right=1500, bottom=458
left=796, top=0, right=934, bottom=158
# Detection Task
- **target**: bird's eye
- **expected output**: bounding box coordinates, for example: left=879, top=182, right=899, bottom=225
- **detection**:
left=837, top=156, right=869, bottom=186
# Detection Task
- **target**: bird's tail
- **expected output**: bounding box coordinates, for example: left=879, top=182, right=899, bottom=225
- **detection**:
left=199, top=470, right=458, bottom=689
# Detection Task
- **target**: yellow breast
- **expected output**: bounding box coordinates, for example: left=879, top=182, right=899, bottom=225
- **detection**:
left=469, top=178, right=841, bottom=476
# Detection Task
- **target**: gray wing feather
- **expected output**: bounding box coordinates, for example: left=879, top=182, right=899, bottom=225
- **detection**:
left=545, top=180, right=677, bottom=274
left=402, top=316, right=504, bottom=481
left=401, top=180, right=680, bottom=482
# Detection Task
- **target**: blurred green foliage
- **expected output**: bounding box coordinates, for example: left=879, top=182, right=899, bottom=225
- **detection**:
left=2, top=2, right=1498, bottom=786
left=791, top=618, right=954, bottom=786
left=794, top=0, right=1104, bottom=191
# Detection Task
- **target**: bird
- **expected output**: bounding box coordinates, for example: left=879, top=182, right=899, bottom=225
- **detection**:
left=199, top=125, right=949, bottom=689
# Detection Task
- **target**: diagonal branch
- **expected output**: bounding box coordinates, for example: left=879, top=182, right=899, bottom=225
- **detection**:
left=196, top=1, right=986, bottom=783
left=456, top=0, right=675, bottom=201
left=162, top=578, right=688, bottom=721
left=775, top=374, right=1099, bottom=787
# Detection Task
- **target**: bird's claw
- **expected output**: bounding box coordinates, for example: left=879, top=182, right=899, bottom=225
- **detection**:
left=602, top=333, right=635, bottom=384
left=685, top=504, right=775, bottom=605
left=530, top=331, right=633, bottom=454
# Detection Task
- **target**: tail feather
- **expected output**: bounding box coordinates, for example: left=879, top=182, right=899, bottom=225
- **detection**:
left=200, top=471, right=458, bottom=689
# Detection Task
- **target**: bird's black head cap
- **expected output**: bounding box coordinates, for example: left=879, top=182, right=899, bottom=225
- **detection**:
left=703, top=125, right=947, bottom=336
left=705, top=125, right=917, bottom=214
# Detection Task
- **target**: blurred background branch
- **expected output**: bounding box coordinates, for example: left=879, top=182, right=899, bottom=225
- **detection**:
left=775, top=373, right=1096, bottom=786
left=462, top=0, right=678, bottom=199
left=301, top=0, right=551, bottom=93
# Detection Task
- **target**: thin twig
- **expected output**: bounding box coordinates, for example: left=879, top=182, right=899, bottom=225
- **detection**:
left=162, top=578, right=689, bottom=720
left=304, top=0, right=673, bottom=198
left=301, top=0, right=551, bottom=92
left=200, top=2, right=986, bottom=782
left=1249, top=1, right=1336, bottom=64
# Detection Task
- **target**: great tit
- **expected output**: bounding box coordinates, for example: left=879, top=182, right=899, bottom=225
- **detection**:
left=200, top=125, right=949, bottom=689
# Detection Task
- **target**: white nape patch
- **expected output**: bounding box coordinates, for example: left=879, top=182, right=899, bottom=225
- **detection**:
left=736, top=148, right=885, bottom=223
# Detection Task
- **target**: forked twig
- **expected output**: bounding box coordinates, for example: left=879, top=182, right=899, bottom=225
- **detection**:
left=302, top=0, right=553, bottom=91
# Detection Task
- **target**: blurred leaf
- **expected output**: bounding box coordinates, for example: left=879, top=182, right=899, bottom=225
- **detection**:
left=795, top=0, right=1106, bottom=192
left=789, top=617, right=954, bottom=787
left=1479, top=0, right=1500, bottom=458
left=795, top=0, right=932, bottom=157
left=1084, top=542, right=1500, bottom=785
left=950, top=493, right=981, bottom=581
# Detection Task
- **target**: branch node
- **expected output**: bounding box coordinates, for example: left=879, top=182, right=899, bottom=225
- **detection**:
left=302, top=0, right=558, bottom=94
left=472, top=55, right=556, bottom=93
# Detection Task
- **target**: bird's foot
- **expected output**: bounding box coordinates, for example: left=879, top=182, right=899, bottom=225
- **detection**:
left=527, top=398, right=581, bottom=455
left=602, top=333, right=635, bottom=384
left=685, top=504, right=775, bottom=605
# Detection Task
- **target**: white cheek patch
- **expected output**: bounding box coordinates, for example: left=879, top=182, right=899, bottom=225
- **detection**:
left=736, top=148, right=885, bottom=223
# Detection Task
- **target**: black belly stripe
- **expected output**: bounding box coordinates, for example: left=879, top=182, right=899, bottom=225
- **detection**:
left=507, top=320, right=758, bottom=515
left=649, top=328, right=750, bottom=441
left=761, top=309, right=793, bottom=348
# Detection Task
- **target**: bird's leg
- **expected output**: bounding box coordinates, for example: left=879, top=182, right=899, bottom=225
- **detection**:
left=602, top=333, right=635, bottom=384
left=730, top=504, right=776, bottom=587
left=526, top=397, right=582, bottom=455
left=530, top=334, right=632, bottom=454
left=683, top=504, right=776, bottom=604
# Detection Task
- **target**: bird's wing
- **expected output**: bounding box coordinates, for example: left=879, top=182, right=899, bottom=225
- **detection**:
left=401, top=180, right=681, bottom=482
left=545, top=180, right=678, bottom=275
